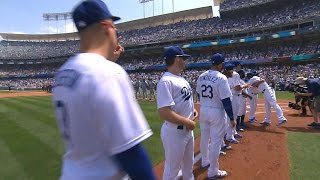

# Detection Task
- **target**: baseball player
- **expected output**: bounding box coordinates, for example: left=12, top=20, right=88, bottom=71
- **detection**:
left=223, top=63, right=250, bottom=143
left=249, top=73, right=287, bottom=126
left=196, top=53, right=235, bottom=179
left=157, top=46, right=197, bottom=180
left=141, top=79, right=149, bottom=100
left=247, top=72, right=259, bottom=123
left=237, top=69, right=252, bottom=129
left=133, top=78, right=141, bottom=99
left=52, top=1, right=155, bottom=179
left=148, top=79, right=156, bottom=100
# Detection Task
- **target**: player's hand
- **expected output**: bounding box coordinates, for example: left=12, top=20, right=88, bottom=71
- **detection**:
left=230, top=120, right=236, bottom=128
left=192, top=109, right=199, bottom=121
left=186, top=119, right=196, bottom=130
left=112, top=44, right=124, bottom=60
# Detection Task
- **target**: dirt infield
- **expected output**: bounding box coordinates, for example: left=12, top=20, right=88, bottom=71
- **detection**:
left=0, top=91, right=50, bottom=98
left=154, top=99, right=318, bottom=180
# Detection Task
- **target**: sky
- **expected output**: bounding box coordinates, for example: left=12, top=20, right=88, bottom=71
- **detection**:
left=0, top=0, right=218, bottom=34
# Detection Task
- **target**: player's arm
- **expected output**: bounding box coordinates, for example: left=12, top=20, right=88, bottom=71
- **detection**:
left=221, top=98, right=236, bottom=127
left=241, top=91, right=252, bottom=99
left=113, top=143, right=155, bottom=180
left=157, top=80, right=195, bottom=130
left=158, top=107, right=195, bottom=130
left=219, top=78, right=236, bottom=127
left=251, top=79, right=265, bottom=87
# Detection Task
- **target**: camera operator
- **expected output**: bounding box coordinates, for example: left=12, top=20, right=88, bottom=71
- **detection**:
left=295, top=77, right=320, bottom=128
left=286, top=83, right=311, bottom=116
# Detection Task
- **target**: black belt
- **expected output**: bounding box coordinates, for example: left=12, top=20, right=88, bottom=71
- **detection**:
left=251, top=93, right=258, bottom=95
left=262, top=89, right=266, bottom=93
left=177, top=125, right=184, bottom=130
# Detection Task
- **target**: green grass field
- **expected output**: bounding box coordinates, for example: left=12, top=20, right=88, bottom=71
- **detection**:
left=0, top=91, right=317, bottom=179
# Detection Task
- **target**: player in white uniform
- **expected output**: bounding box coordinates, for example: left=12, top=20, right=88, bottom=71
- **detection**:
left=157, top=46, right=197, bottom=180
left=196, top=53, right=235, bottom=179
left=52, top=1, right=155, bottom=179
left=223, top=63, right=249, bottom=143
left=247, top=72, right=259, bottom=123
left=237, top=69, right=252, bottom=129
left=248, top=75, right=287, bottom=126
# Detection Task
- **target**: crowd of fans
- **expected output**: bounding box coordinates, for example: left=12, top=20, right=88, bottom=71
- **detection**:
left=0, top=40, right=319, bottom=77
left=119, top=0, right=319, bottom=45
left=1, top=62, right=319, bottom=90
left=119, top=41, right=320, bottom=70
left=0, top=0, right=319, bottom=59
left=220, top=0, right=275, bottom=11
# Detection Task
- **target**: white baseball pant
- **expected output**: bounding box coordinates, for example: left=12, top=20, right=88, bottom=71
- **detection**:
left=263, top=88, right=286, bottom=123
left=249, top=93, right=258, bottom=119
left=226, top=95, right=239, bottom=140
left=238, top=95, right=246, bottom=116
left=161, top=122, right=194, bottom=180
left=199, top=106, right=228, bottom=177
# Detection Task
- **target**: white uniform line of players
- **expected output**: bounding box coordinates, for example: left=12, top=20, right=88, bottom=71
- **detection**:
left=195, top=54, right=287, bottom=179
left=133, top=79, right=157, bottom=100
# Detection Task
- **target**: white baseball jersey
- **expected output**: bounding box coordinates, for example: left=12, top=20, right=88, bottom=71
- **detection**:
left=196, top=70, right=232, bottom=108
left=196, top=70, right=231, bottom=177
left=52, top=53, right=153, bottom=180
left=229, top=71, right=242, bottom=95
left=156, top=72, right=195, bottom=180
left=248, top=76, right=270, bottom=93
left=247, top=76, right=260, bottom=94
left=157, top=72, right=194, bottom=119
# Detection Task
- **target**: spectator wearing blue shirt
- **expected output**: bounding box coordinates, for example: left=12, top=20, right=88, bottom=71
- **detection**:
left=295, top=77, right=320, bottom=128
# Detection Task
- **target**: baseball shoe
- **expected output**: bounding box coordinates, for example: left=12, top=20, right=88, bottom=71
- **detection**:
left=248, top=118, right=257, bottom=123
left=221, top=145, right=232, bottom=151
left=260, top=121, right=270, bottom=126
left=226, top=138, right=239, bottom=144
left=277, top=119, right=287, bottom=127
left=234, top=133, right=243, bottom=138
left=307, top=122, right=319, bottom=127
left=208, top=170, right=228, bottom=179
left=237, top=127, right=245, bottom=132
left=220, top=151, right=227, bottom=156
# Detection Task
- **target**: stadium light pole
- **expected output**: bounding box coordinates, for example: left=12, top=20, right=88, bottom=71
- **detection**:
left=162, top=0, right=164, bottom=14
left=172, top=0, right=174, bottom=12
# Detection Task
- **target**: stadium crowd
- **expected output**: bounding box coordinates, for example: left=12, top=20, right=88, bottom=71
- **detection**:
left=0, top=0, right=319, bottom=60
left=220, top=0, right=275, bottom=11
left=1, top=62, right=319, bottom=90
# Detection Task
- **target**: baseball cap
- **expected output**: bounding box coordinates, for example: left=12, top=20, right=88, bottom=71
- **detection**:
left=252, top=70, right=258, bottom=76
left=224, top=63, right=234, bottom=70
left=246, top=72, right=254, bottom=79
left=164, top=46, right=190, bottom=60
left=233, top=61, right=241, bottom=66
left=210, top=53, right=225, bottom=65
left=295, top=77, right=308, bottom=85
left=72, top=0, right=121, bottom=31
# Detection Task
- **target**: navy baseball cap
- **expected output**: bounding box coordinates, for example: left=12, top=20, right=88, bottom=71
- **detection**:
left=252, top=70, right=258, bottom=76
left=164, top=46, right=190, bottom=60
left=224, top=63, right=234, bottom=70
left=210, top=53, right=225, bottom=65
left=233, top=61, right=242, bottom=66
left=72, top=0, right=121, bottom=31
left=246, top=72, right=254, bottom=79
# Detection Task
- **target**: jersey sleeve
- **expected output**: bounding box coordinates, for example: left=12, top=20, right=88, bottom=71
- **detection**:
left=92, top=72, right=153, bottom=156
left=156, top=79, right=175, bottom=109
